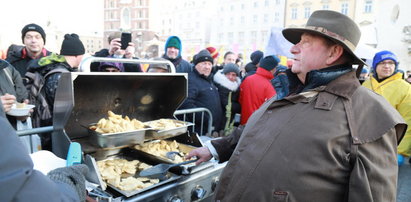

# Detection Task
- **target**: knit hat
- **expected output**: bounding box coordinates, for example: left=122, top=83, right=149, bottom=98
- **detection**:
left=60, top=34, right=85, bottom=56
left=206, top=47, right=219, bottom=59
left=21, top=23, right=46, bottom=44
left=99, top=61, right=124, bottom=72
left=250, top=50, right=263, bottom=65
left=259, top=55, right=280, bottom=71
left=244, top=62, right=257, bottom=73
left=372, top=50, right=398, bottom=71
left=194, top=49, right=214, bottom=65
left=222, top=63, right=240, bottom=76
left=166, top=36, right=181, bottom=50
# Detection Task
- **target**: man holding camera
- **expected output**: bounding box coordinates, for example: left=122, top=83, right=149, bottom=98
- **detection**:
left=91, top=31, right=142, bottom=72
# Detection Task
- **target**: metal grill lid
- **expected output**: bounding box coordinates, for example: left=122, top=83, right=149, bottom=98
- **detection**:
left=53, top=72, right=187, bottom=139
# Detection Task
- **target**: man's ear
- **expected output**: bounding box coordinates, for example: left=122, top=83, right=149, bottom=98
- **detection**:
left=326, top=45, right=344, bottom=65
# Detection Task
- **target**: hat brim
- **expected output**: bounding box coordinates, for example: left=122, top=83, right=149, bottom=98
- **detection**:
left=282, top=28, right=366, bottom=66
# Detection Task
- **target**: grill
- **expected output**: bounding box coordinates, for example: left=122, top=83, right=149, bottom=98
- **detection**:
left=50, top=62, right=226, bottom=201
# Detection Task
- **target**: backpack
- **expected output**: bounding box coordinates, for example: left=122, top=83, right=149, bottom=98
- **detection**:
left=25, top=67, right=69, bottom=127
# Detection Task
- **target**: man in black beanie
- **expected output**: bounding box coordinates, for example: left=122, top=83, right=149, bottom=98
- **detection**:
left=6, top=23, right=52, bottom=77
left=25, top=33, right=85, bottom=150
left=179, top=49, right=223, bottom=136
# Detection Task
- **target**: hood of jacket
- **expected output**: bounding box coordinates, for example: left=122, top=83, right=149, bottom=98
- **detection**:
left=213, top=69, right=241, bottom=91
left=164, top=36, right=182, bottom=57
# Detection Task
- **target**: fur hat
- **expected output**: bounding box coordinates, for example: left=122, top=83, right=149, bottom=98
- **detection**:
left=372, top=50, right=398, bottom=71
left=282, top=10, right=365, bottom=65
left=250, top=50, right=263, bottom=65
left=21, top=23, right=46, bottom=44
left=222, top=63, right=240, bottom=76
left=259, top=55, right=280, bottom=71
left=194, top=49, right=214, bottom=65
left=60, top=34, right=85, bottom=56
left=206, top=47, right=219, bottom=59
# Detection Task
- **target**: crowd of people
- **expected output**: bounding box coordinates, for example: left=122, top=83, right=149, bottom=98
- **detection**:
left=1, top=9, right=411, bottom=201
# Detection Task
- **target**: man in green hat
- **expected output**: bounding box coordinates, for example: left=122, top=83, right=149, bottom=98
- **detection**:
left=187, top=10, right=405, bottom=201
left=162, top=36, right=192, bottom=73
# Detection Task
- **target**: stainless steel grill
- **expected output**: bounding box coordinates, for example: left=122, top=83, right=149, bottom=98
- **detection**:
left=50, top=65, right=226, bottom=201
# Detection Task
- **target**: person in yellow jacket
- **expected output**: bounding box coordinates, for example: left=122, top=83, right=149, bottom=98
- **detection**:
left=363, top=50, right=411, bottom=160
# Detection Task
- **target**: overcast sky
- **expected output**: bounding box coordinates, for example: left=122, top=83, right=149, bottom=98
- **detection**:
left=0, top=0, right=104, bottom=49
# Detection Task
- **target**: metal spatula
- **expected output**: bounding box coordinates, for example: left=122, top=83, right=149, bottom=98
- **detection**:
left=139, top=159, right=197, bottom=179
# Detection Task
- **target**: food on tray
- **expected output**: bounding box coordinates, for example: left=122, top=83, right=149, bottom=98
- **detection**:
left=97, top=158, right=160, bottom=191
left=144, top=119, right=185, bottom=130
left=90, top=111, right=145, bottom=133
left=134, top=140, right=186, bottom=163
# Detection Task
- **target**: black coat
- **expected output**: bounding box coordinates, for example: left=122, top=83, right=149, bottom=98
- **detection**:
left=6, top=44, right=52, bottom=77
left=179, top=69, right=223, bottom=134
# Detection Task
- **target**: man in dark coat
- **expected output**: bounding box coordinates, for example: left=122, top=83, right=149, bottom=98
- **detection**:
left=6, top=23, right=52, bottom=77
left=162, top=36, right=192, bottom=73
left=187, top=10, right=406, bottom=201
left=179, top=49, right=223, bottom=135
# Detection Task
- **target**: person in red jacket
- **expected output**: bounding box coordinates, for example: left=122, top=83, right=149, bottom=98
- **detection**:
left=239, top=55, right=279, bottom=125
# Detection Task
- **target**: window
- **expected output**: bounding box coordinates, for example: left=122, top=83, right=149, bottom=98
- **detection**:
left=265, top=0, right=269, bottom=6
left=264, top=14, right=268, bottom=23
left=291, top=8, right=297, bottom=19
left=230, top=17, right=234, bottom=25
left=251, top=31, right=257, bottom=43
left=364, top=0, right=372, bottom=13
left=274, top=12, right=279, bottom=22
left=341, top=3, right=349, bottom=15
left=230, top=5, right=234, bottom=11
left=254, top=1, right=258, bottom=8
left=276, top=0, right=281, bottom=5
left=121, top=8, right=131, bottom=29
left=218, top=33, right=224, bottom=43
left=228, top=32, right=234, bottom=44
left=322, top=4, right=329, bottom=10
left=304, top=7, right=311, bottom=19
left=241, top=4, right=245, bottom=9
left=253, top=15, right=258, bottom=23
left=240, top=16, right=245, bottom=24
left=261, top=31, right=268, bottom=43
left=238, top=32, right=245, bottom=43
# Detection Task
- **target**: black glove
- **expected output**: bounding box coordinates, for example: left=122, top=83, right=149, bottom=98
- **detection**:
left=47, top=164, right=89, bottom=202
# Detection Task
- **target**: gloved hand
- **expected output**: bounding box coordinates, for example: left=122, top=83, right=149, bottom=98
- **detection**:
left=47, top=164, right=89, bottom=202
left=398, top=154, right=404, bottom=166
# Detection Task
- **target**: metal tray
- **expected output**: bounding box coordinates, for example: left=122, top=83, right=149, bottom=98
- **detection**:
left=93, top=153, right=180, bottom=197
left=107, top=174, right=179, bottom=197
left=132, top=140, right=198, bottom=164
left=88, top=126, right=148, bottom=148
left=144, top=119, right=194, bottom=140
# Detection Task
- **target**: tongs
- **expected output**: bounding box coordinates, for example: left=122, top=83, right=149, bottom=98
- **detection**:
left=139, top=159, right=197, bottom=179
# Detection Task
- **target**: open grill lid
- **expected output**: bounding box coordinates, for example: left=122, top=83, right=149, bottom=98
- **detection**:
left=53, top=72, right=188, bottom=140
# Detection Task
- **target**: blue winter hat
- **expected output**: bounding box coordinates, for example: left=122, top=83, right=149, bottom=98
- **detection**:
left=259, top=55, right=280, bottom=71
left=372, top=50, right=398, bottom=71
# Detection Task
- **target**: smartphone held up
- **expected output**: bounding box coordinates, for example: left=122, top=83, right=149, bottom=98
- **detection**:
left=120, top=32, right=132, bottom=50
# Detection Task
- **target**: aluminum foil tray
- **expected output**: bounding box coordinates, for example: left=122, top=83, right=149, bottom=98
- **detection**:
left=144, top=119, right=193, bottom=140
left=88, top=127, right=148, bottom=148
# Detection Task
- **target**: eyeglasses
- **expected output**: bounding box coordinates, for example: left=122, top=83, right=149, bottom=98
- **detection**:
left=378, top=61, right=395, bottom=66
